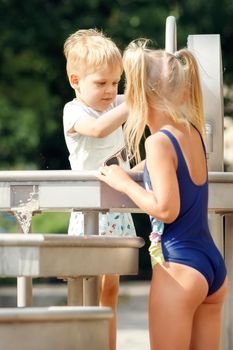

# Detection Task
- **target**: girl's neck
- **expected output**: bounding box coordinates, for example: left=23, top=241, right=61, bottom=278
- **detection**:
left=148, top=110, right=175, bottom=134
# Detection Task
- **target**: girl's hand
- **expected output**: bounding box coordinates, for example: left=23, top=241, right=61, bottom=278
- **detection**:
left=97, top=165, right=132, bottom=193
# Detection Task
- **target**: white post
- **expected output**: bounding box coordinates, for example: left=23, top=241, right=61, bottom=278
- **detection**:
left=224, top=214, right=233, bottom=350
left=83, top=212, right=100, bottom=306
left=67, top=277, right=84, bottom=306
left=17, top=277, right=33, bottom=307
left=17, top=222, right=32, bottom=307
left=188, top=35, right=224, bottom=167
left=67, top=211, right=100, bottom=306
left=165, top=16, right=177, bottom=53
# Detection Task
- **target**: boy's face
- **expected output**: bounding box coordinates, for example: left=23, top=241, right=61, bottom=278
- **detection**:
left=74, top=64, right=122, bottom=112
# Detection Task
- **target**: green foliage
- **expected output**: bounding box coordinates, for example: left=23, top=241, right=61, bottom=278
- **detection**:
left=32, top=212, right=70, bottom=233
left=0, top=212, right=69, bottom=233
left=0, top=0, right=232, bottom=170
left=0, top=213, right=16, bottom=233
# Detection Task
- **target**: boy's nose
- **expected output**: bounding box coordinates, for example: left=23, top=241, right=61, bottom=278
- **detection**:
left=105, top=85, right=115, bottom=93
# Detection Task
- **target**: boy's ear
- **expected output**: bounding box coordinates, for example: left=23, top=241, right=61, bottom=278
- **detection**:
left=70, top=74, right=79, bottom=88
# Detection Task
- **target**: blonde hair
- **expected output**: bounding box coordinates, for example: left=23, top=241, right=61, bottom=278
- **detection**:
left=123, top=39, right=205, bottom=163
left=64, top=28, right=123, bottom=83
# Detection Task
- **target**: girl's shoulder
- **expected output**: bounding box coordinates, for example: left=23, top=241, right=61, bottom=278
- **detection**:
left=145, top=131, right=176, bottom=163
left=145, top=131, right=171, bottom=150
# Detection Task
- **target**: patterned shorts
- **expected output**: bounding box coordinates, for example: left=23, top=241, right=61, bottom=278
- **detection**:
left=68, top=211, right=136, bottom=237
left=149, top=231, right=164, bottom=268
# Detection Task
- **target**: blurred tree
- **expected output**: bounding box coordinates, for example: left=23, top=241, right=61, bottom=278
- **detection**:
left=0, top=0, right=232, bottom=170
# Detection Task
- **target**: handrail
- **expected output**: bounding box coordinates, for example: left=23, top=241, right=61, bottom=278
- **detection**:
left=0, top=170, right=98, bottom=181
left=0, top=306, right=113, bottom=321
left=208, top=172, right=233, bottom=183
left=0, top=170, right=232, bottom=213
left=0, top=234, right=144, bottom=248
left=0, top=170, right=233, bottom=183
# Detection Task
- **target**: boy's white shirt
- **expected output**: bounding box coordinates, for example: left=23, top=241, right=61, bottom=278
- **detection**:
left=63, top=95, right=130, bottom=171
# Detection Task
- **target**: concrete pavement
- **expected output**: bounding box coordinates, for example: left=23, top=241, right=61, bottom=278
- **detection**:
left=117, top=281, right=150, bottom=350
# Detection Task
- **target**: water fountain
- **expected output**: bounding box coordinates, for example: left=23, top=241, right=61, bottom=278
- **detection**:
left=0, top=16, right=232, bottom=349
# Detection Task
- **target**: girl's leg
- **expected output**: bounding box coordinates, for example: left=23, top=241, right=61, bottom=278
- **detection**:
left=190, top=277, right=228, bottom=350
left=149, top=262, right=208, bottom=350
left=99, top=274, right=120, bottom=350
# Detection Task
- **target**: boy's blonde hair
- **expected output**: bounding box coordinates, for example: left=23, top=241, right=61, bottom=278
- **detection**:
left=64, top=28, right=123, bottom=82
left=123, top=39, right=205, bottom=163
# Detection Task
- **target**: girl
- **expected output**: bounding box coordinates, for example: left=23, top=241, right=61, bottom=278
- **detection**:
left=98, top=39, right=228, bottom=350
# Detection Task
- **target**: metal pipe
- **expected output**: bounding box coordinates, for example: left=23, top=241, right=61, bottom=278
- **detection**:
left=0, top=169, right=233, bottom=183
left=83, top=212, right=100, bottom=306
left=224, top=214, right=233, bottom=349
left=0, top=170, right=98, bottom=181
left=67, top=211, right=100, bottom=306
left=16, top=222, right=32, bottom=307
left=0, top=234, right=144, bottom=248
left=17, top=277, right=33, bottom=307
left=165, top=16, right=177, bottom=53
left=67, top=277, right=84, bottom=306
left=208, top=172, right=233, bottom=182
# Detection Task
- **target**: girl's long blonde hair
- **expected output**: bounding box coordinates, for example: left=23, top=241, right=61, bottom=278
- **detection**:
left=123, top=39, right=205, bottom=163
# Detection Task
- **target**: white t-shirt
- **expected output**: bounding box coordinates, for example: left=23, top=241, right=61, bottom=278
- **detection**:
left=63, top=95, right=136, bottom=237
left=63, top=95, right=129, bottom=171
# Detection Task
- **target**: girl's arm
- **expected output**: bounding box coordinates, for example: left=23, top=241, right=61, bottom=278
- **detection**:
left=98, top=133, right=180, bottom=223
left=143, top=133, right=180, bottom=222
left=70, top=101, right=128, bottom=138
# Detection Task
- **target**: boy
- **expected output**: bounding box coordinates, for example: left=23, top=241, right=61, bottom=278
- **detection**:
left=63, top=28, right=136, bottom=350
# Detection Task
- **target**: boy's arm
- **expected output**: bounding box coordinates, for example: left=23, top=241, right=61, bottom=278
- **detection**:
left=70, top=102, right=128, bottom=138
left=130, top=160, right=146, bottom=172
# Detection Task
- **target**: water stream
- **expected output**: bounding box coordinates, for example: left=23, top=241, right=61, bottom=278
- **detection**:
left=12, top=186, right=39, bottom=234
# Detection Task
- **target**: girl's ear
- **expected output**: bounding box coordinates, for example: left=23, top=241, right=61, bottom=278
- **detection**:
left=70, top=74, right=79, bottom=89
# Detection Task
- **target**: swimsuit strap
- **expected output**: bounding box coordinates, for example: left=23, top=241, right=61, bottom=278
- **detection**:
left=190, top=123, right=207, bottom=157
left=158, top=129, right=192, bottom=181
left=158, top=129, right=184, bottom=164
left=159, top=125, right=206, bottom=157
left=158, top=128, right=208, bottom=185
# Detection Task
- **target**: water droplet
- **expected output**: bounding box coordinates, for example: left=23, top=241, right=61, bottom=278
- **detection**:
left=12, top=186, right=39, bottom=234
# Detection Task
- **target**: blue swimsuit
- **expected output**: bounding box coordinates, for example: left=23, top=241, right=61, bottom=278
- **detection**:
left=143, top=129, right=227, bottom=295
